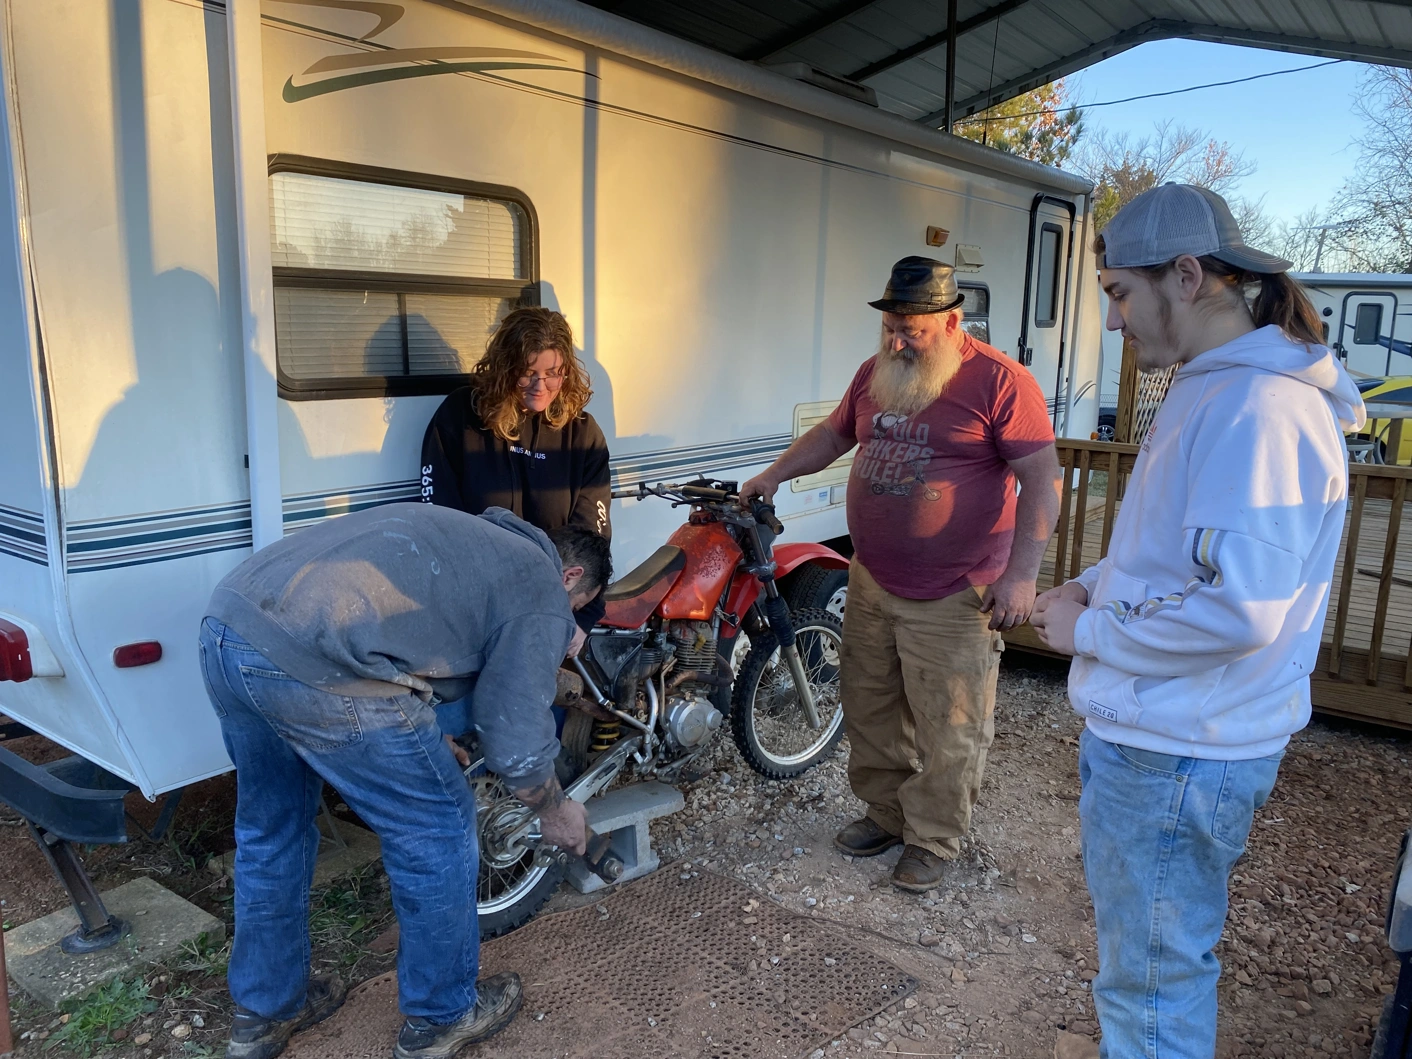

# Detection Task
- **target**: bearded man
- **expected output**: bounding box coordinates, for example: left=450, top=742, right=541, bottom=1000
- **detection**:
left=741, top=257, right=1060, bottom=891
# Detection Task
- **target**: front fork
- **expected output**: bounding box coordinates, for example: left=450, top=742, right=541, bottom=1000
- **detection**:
left=758, top=578, right=824, bottom=730
left=741, top=516, right=823, bottom=732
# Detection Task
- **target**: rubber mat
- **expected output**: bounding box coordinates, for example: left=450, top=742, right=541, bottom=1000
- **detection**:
left=285, top=868, right=918, bottom=1059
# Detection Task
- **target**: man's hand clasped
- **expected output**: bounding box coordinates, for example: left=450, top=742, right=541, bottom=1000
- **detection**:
left=979, top=573, right=1038, bottom=632
left=1030, top=581, right=1089, bottom=656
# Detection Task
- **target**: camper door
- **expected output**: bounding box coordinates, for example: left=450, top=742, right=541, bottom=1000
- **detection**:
left=1019, top=198, right=1074, bottom=424
left=1336, top=292, right=1404, bottom=377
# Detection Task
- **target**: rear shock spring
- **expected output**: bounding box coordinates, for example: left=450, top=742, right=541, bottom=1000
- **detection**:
left=589, top=718, right=621, bottom=752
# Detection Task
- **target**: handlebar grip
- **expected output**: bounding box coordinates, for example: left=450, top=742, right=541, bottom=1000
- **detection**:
left=680, top=484, right=733, bottom=502
left=751, top=499, right=785, bottom=535
left=583, top=828, right=624, bottom=883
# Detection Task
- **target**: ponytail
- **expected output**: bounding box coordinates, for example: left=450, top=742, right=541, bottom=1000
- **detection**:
left=1198, top=259, right=1325, bottom=350
left=1249, top=271, right=1324, bottom=350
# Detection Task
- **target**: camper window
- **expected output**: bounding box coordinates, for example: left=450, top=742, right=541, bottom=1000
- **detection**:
left=958, top=283, right=990, bottom=344
left=1354, top=302, right=1384, bottom=346
left=268, top=160, right=537, bottom=399
left=1035, top=224, right=1062, bottom=328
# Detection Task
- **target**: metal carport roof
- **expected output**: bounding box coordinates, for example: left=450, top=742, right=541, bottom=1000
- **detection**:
left=579, top=0, right=1412, bottom=125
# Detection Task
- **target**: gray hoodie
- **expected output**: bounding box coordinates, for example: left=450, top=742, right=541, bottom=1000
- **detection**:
left=206, top=503, right=573, bottom=786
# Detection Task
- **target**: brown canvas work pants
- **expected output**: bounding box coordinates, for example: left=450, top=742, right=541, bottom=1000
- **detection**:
left=840, top=560, right=1001, bottom=859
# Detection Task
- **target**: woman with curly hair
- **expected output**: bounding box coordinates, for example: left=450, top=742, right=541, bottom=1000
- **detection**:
left=421, top=306, right=611, bottom=631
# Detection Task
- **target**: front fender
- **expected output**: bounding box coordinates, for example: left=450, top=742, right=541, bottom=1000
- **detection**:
left=721, top=543, right=849, bottom=638
left=773, top=542, right=849, bottom=577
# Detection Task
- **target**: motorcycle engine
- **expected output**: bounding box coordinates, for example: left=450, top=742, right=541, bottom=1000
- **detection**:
left=665, top=691, right=722, bottom=750
left=664, top=621, right=724, bottom=752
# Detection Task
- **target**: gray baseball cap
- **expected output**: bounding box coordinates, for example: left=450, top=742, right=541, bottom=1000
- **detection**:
left=1099, top=183, right=1292, bottom=274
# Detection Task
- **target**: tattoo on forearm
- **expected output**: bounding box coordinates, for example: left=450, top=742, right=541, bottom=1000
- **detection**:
left=512, top=776, right=566, bottom=813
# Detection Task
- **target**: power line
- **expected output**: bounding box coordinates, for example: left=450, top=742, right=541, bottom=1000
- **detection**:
left=955, top=58, right=1344, bottom=126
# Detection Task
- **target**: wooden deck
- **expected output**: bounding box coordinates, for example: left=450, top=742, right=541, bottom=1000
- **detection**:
left=1003, top=441, right=1412, bottom=730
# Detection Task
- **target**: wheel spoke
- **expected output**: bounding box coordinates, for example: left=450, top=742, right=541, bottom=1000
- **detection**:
left=745, top=621, right=845, bottom=767
left=466, top=761, right=550, bottom=915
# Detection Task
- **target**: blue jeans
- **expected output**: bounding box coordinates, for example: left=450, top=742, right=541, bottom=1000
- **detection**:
left=198, top=618, right=480, bottom=1024
left=1078, top=729, right=1282, bottom=1059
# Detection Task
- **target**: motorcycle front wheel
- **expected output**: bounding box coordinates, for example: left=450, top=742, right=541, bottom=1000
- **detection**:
left=464, top=757, right=566, bottom=938
left=731, top=607, right=846, bottom=779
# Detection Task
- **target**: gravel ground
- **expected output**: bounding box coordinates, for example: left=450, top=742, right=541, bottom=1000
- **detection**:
left=647, top=655, right=1412, bottom=1059
left=0, top=655, right=1407, bottom=1058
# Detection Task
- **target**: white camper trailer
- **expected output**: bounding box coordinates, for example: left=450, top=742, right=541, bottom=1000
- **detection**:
left=1294, top=272, right=1412, bottom=379
left=0, top=0, right=1100, bottom=813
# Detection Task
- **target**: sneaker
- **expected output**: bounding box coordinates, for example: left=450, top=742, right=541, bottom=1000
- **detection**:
left=226, top=975, right=347, bottom=1059
left=393, top=972, right=523, bottom=1059
left=892, top=844, right=950, bottom=892
left=833, top=817, right=902, bottom=857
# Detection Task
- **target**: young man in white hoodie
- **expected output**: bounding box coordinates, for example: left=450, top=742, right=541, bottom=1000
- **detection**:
left=1030, top=183, right=1365, bottom=1059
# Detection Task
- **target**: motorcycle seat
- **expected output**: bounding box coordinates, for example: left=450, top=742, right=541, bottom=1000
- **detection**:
left=603, top=545, right=686, bottom=603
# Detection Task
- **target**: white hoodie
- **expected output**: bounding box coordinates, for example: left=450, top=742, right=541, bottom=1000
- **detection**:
left=1068, top=325, right=1366, bottom=759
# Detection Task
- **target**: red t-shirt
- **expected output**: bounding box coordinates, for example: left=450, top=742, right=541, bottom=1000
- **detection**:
left=827, top=335, right=1055, bottom=600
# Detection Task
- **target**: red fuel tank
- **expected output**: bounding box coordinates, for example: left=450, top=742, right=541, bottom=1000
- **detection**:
left=658, top=522, right=742, bottom=621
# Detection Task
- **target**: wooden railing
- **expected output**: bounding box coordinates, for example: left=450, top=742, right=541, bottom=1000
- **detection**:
left=1004, top=439, right=1412, bottom=730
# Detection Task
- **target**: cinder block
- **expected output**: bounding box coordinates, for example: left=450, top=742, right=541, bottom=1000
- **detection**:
left=6, top=877, right=225, bottom=1008
left=567, top=781, right=683, bottom=894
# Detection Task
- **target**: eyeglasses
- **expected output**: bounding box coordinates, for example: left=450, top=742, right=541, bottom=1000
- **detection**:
left=518, top=369, right=567, bottom=390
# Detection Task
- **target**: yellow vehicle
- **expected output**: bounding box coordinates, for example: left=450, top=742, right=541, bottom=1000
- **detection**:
left=1351, top=376, right=1412, bottom=464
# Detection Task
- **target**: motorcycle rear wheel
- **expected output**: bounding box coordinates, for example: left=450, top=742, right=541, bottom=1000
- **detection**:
left=464, top=757, right=567, bottom=938
left=730, top=607, right=846, bottom=779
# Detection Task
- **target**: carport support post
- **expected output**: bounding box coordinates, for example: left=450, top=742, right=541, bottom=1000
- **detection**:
left=0, top=913, right=10, bottom=1055
left=944, top=0, right=957, bottom=133
left=227, top=0, right=283, bottom=550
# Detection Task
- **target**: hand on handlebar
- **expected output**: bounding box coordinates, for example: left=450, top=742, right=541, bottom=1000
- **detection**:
left=739, top=474, right=779, bottom=504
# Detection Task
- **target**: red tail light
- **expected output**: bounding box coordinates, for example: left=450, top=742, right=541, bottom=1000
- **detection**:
left=113, top=641, right=162, bottom=668
left=0, top=620, right=32, bottom=682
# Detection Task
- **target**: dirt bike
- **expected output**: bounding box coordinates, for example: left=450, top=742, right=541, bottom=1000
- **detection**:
left=466, top=478, right=850, bottom=936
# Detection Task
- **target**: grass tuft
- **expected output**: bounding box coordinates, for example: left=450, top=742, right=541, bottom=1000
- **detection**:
left=46, top=976, right=156, bottom=1056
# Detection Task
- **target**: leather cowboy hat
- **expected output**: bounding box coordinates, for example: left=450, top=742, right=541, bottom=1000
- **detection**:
left=868, top=256, right=964, bottom=314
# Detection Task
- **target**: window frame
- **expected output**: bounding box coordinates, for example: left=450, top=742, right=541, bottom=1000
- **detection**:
left=267, top=155, right=540, bottom=401
left=1353, top=301, right=1384, bottom=346
left=958, top=281, right=991, bottom=344
left=1034, top=222, right=1063, bottom=328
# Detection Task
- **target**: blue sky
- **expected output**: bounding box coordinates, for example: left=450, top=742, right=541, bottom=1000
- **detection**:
left=1067, top=40, right=1371, bottom=226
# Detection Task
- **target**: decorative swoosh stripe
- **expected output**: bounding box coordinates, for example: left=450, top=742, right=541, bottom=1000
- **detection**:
left=283, top=60, right=581, bottom=103
left=1099, top=529, right=1226, bottom=626
left=608, top=434, right=792, bottom=490
left=59, top=434, right=793, bottom=572
left=0, top=503, right=46, bottom=566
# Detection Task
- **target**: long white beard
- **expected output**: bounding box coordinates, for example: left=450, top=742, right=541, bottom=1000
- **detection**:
left=868, top=333, right=962, bottom=415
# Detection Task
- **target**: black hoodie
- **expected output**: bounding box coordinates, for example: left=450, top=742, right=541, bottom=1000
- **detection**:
left=420, top=387, right=612, bottom=628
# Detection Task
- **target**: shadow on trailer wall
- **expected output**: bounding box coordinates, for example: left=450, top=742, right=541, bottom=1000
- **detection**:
left=1004, top=439, right=1412, bottom=732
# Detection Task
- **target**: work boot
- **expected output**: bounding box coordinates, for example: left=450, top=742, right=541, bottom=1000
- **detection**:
left=892, top=844, right=950, bottom=892
left=833, top=817, right=902, bottom=857
left=226, top=975, right=347, bottom=1059
left=393, top=972, right=523, bottom=1059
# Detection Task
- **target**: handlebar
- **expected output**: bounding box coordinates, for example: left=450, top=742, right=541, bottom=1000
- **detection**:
left=610, top=479, right=784, bottom=535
